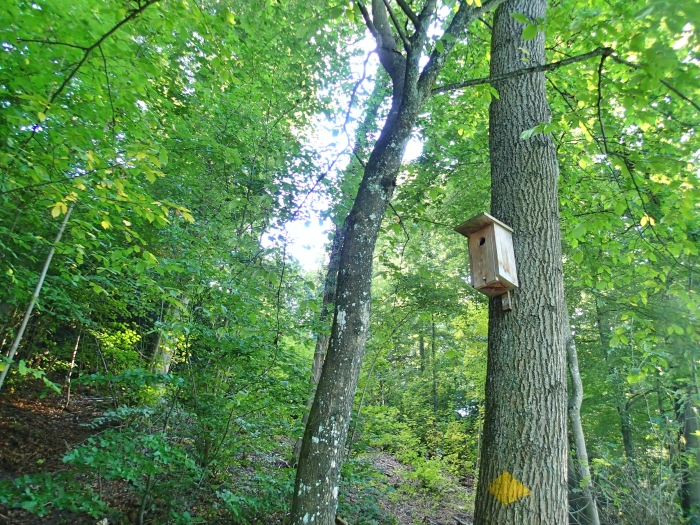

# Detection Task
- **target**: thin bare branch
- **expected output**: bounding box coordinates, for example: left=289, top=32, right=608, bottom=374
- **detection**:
left=16, top=38, right=88, bottom=50
left=98, top=45, right=116, bottom=143
left=356, top=1, right=379, bottom=39
left=49, top=0, right=160, bottom=105
left=8, top=0, right=160, bottom=168
left=418, top=0, right=507, bottom=96
left=432, top=46, right=612, bottom=95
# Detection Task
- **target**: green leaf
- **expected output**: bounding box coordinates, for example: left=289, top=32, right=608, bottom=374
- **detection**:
left=511, top=12, right=529, bottom=24
left=571, top=223, right=587, bottom=239
left=522, top=24, right=538, bottom=40
left=520, top=127, right=536, bottom=140
left=435, top=39, right=445, bottom=54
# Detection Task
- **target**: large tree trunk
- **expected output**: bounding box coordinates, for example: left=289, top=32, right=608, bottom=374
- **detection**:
left=290, top=2, right=504, bottom=523
left=473, top=1, right=568, bottom=523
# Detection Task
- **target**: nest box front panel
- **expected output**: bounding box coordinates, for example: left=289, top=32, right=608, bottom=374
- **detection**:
left=468, top=224, right=499, bottom=289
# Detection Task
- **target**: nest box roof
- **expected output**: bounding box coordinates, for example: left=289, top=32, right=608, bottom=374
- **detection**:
left=454, top=212, right=514, bottom=238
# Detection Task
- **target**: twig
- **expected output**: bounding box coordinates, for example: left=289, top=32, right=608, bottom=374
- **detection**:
left=16, top=38, right=88, bottom=50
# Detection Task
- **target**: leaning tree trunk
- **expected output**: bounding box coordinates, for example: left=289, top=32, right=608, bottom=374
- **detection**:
left=291, top=2, right=505, bottom=523
left=293, top=74, right=387, bottom=461
left=0, top=200, right=75, bottom=392
left=474, top=1, right=568, bottom=523
left=293, top=224, right=344, bottom=460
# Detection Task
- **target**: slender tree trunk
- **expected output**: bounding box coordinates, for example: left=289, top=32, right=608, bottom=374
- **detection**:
left=594, top=299, right=636, bottom=462
left=618, top=402, right=635, bottom=461
left=474, top=1, right=568, bottom=523
left=431, top=316, right=437, bottom=415
left=681, top=393, right=700, bottom=523
left=64, top=331, right=81, bottom=409
left=293, top=225, right=345, bottom=460
left=0, top=201, right=75, bottom=392
left=419, top=332, right=426, bottom=373
left=566, top=329, right=600, bottom=525
left=293, top=74, right=386, bottom=461
left=151, top=299, right=188, bottom=375
left=568, top=445, right=589, bottom=525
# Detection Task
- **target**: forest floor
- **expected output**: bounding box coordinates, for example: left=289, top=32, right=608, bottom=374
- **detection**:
left=0, top=389, right=475, bottom=525
left=346, top=452, right=475, bottom=525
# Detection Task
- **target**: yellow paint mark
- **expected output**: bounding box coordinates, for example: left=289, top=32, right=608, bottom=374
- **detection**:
left=488, top=471, right=531, bottom=505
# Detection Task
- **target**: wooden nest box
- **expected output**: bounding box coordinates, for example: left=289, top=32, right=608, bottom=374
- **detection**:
left=454, top=212, right=519, bottom=309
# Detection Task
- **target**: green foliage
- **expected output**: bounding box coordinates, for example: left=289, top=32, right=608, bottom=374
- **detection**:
left=0, top=472, right=106, bottom=517
left=0, top=0, right=698, bottom=522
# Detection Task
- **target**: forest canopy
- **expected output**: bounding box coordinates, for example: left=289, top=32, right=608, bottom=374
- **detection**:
left=0, top=0, right=698, bottom=524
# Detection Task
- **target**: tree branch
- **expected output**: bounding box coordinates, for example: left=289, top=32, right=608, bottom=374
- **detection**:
left=431, top=46, right=612, bottom=95
left=8, top=0, right=160, bottom=168
left=49, top=0, right=160, bottom=105
left=609, top=54, right=700, bottom=113
left=415, top=0, right=438, bottom=41
left=98, top=45, right=117, bottom=143
left=395, top=0, right=420, bottom=29
left=418, top=0, right=507, bottom=97
left=356, top=1, right=379, bottom=40
left=383, top=0, right=410, bottom=51
left=16, top=38, right=88, bottom=50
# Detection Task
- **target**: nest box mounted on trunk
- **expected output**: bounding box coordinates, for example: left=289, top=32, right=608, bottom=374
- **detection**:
left=455, top=212, right=519, bottom=311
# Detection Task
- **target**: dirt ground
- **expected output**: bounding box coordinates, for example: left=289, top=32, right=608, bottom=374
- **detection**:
left=0, top=388, right=474, bottom=525
left=367, top=452, right=474, bottom=525
left=0, top=386, right=117, bottom=525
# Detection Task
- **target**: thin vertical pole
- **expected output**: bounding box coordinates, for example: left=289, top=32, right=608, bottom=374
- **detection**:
left=0, top=201, right=75, bottom=392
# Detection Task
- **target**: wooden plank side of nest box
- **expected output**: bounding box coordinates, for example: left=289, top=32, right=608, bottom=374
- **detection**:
left=493, top=224, right=519, bottom=288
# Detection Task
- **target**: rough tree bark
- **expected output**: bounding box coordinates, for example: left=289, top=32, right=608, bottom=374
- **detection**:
left=293, top=74, right=387, bottom=462
left=291, top=1, right=505, bottom=523
left=293, top=224, right=345, bottom=460
left=473, top=1, right=568, bottom=523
